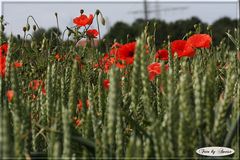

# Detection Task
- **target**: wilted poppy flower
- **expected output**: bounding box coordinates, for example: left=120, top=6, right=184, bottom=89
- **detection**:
left=187, top=34, right=212, bottom=48
left=0, top=43, right=8, bottom=57
left=171, top=40, right=195, bottom=58
left=155, top=49, right=169, bottom=61
left=147, top=62, right=161, bottom=81
left=0, top=56, right=6, bottom=78
left=14, top=61, right=23, bottom=68
left=103, top=79, right=110, bottom=90
left=86, top=29, right=99, bottom=38
left=6, top=90, right=14, bottom=102
left=73, top=14, right=94, bottom=27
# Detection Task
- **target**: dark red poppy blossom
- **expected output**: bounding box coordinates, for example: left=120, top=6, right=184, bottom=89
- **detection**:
left=0, top=43, right=8, bottom=57
left=147, top=62, right=162, bottom=81
left=86, top=29, right=99, bottom=38
left=155, top=49, right=169, bottom=61
left=171, top=40, right=196, bottom=58
left=116, top=42, right=136, bottom=65
left=73, top=14, right=94, bottom=27
left=103, top=79, right=110, bottom=90
left=0, top=56, right=6, bottom=78
left=187, top=34, right=212, bottom=48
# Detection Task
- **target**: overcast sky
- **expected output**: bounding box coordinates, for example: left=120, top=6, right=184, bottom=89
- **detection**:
left=1, top=0, right=239, bottom=37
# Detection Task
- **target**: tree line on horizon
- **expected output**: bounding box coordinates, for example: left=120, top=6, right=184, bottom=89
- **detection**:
left=1, top=16, right=239, bottom=51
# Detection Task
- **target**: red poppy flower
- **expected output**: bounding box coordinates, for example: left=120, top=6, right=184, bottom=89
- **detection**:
left=0, top=56, right=6, bottom=78
left=0, top=43, right=8, bottom=57
left=77, top=100, right=83, bottom=111
left=86, top=29, right=99, bottom=38
left=187, top=34, right=212, bottom=48
left=95, top=53, right=115, bottom=73
left=77, top=99, right=90, bottom=111
left=147, top=62, right=161, bottom=81
left=171, top=40, right=195, bottom=58
left=41, top=83, right=46, bottom=96
left=55, top=53, right=61, bottom=61
left=73, top=117, right=81, bottom=127
left=73, top=14, right=94, bottom=27
left=14, top=61, right=23, bottom=68
left=29, top=80, right=43, bottom=90
left=155, top=49, right=169, bottom=61
left=29, top=80, right=46, bottom=95
left=116, top=42, right=136, bottom=64
left=103, top=79, right=110, bottom=90
left=6, top=90, right=14, bottom=102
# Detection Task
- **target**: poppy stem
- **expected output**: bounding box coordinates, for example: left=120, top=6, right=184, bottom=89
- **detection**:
left=54, top=12, right=61, bottom=41
left=96, top=15, right=101, bottom=40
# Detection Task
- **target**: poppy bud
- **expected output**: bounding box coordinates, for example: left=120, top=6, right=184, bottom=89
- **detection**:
left=55, top=12, right=58, bottom=17
left=99, top=12, right=105, bottom=26
left=95, top=9, right=100, bottom=15
left=33, top=25, right=36, bottom=31
left=100, top=16, right=105, bottom=26
left=26, top=24, right=30, bottom=31
left=23, top=26, right=27, bottom=32
left=80, top=9, right=84, bottom=14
